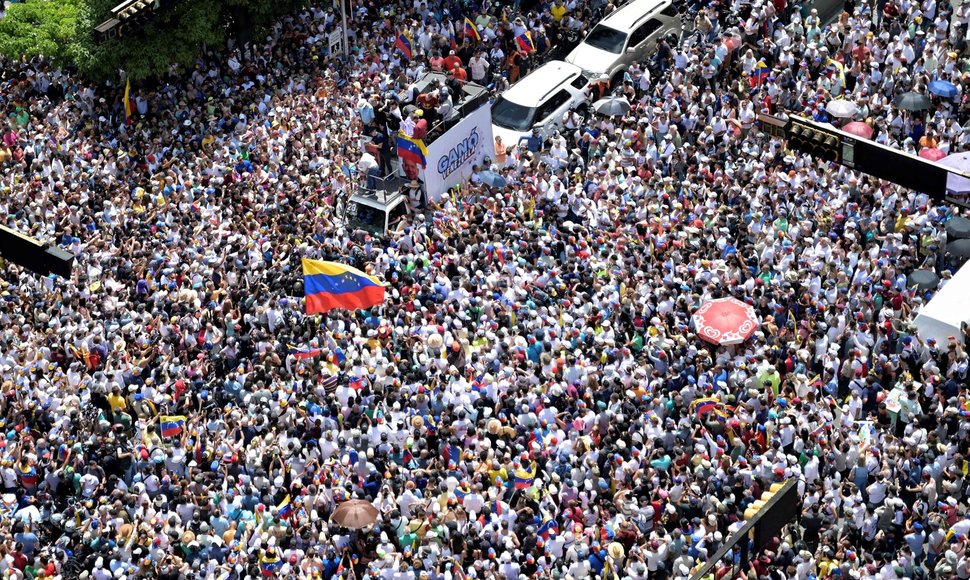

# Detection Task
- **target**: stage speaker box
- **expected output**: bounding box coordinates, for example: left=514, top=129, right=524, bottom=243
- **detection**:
left=0, top=225, right=75, bottom=278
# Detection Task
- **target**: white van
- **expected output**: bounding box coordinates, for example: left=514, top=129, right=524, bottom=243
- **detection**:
left=565, top=0, right=683, bottom=85
left=490, top=60, right=589, bottom=148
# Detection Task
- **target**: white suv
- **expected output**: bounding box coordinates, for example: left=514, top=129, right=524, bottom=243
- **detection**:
left=566, top=0, right=683, bottom=85
left=490, top=60, right=589, bottom=149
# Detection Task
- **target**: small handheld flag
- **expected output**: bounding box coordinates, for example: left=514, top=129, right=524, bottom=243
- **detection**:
left=690, top=397, right=729, bottom=420
left=288, top=344, right=322, bottom=359
left=464, top=17, right=481, bottom=42
left=123, top=79, right=133, bottom=125
left=751, top=61, right=770, bottom=85
left=513, top=462, right=537, bottom=489
left=395, top=33, right=413, bottom=60
left=277, top=495, right=293, bottom=519
left=538, top=518, right=559, bottom=540
left=516, top=31, right=535, bottom=53
left=159, top=415, right=186, bottom=438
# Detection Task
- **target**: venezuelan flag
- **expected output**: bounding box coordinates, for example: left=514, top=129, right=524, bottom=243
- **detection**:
left=454, top=482, right=472, bottom=500
left=464, top=17, right=481, bottom=42
left=277, top=494, right=293, bottom=519
left=160, top=415, right=186, bottom=438
left=123, top=79, right=133, bottom=125
left=824, top=57, right=846, bottom=85
left=288, top=344, right=322, bottom=359
left=513, top=462, right=536, bottom=489
left=538, top=519, right=559, bottom=540
left=751, top=60, right=770, bottom=85
left=444, top=444, right=462, bottom=466
left=303, top=259, right=386, bottom=315
left=395, top=32, right=413, bottom=60
left=690, top=397, right=728, bottom=419
left=396, top=132, right=428, bottom=168
left=516, top=31, right=535, bottom=53
left=260, top=553, right=282, bottom=576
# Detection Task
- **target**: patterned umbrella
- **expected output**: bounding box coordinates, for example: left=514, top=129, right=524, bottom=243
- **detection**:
left=692, top=297, right=760, bottom=345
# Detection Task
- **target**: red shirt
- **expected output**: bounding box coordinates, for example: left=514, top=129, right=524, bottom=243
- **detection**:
left=442, top=55, right=463, bottom=70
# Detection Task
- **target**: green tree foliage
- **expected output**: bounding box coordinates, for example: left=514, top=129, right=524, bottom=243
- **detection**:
left=0, top=0, right=306, bottom=81
left=72, top=0, right=227, bottom=81
left=0, top=0, right=81, bottom=63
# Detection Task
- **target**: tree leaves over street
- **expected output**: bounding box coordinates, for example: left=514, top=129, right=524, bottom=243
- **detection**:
left=0, top=0, right=306, bottom=81
left=0, top=0, right=81, bottom=63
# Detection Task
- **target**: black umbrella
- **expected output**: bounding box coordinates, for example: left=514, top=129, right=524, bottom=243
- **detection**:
left=946, top=216, right=970, bottom=240
left=894, top=91, right=931, bottom=111
left=907, top=269, right=940, bottom=291
left=946, top=239, right=970, bottom=259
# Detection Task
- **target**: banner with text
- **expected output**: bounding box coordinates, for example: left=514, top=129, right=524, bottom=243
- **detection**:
left=422, top=104, right=493, bottom=202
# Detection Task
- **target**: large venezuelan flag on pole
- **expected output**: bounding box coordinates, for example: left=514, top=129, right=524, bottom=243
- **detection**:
left=302, top=258, right=387, bottom=315
left=123, top=79, right=133, bottom=125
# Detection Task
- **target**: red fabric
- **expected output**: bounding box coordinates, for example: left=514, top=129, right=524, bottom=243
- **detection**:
left=305, top=285, right=386, bottom=314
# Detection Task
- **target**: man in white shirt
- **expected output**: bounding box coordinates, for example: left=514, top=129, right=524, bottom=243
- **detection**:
left=468, top=52, right=489, bottom=84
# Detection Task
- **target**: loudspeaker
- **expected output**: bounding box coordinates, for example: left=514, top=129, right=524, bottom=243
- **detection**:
left=0, top=225, right=75, bottom=279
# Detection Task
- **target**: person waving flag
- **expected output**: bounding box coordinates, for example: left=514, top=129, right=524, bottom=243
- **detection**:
left=464, top=17, right=481, bottom=42
left=516, top=31, right=535, bottom=53
left=395, top=32, right=413, bottom=60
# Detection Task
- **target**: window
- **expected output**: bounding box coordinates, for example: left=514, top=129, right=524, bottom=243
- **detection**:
left=583, top=24, right=627, bottom=54
left=491, top=96, right=536, bottom=131
left=570, top=74, right=589, bottom=90
left=536, top=90, right=572, bottom=123
left=629, top=18, right=664, bottom=47
left=661, top=3, right=680, bottom=17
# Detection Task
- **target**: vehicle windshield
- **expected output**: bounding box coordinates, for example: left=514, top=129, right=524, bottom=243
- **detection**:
left=583, top=24, right=627, bottom=54
left=491, top=96, right=536, bottom=131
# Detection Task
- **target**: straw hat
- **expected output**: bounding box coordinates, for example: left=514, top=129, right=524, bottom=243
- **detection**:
left=608, top=542, right=625, bottom=559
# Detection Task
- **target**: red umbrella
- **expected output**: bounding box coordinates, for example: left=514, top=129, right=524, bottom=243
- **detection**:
left=842, top=121, right=873, bottom=139
left=692, top=297, right=759, bottom=345
left=919, top=147, right=947, bottom=161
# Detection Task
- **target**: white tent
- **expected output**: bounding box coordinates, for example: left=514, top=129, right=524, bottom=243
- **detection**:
left=912, top=262, right=970, bottom=345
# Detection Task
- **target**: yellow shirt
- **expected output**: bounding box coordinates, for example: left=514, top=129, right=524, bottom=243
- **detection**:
left=107, top=393, right=127, bottom=412
left=551, top=4, right=567, bottom=21
left=488, top=467, right=508, bottom=486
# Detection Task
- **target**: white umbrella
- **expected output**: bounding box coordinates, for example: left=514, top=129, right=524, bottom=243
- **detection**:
left=939, top=151, right=970, bottom=195
left=825, top=99, right=858, bottom=119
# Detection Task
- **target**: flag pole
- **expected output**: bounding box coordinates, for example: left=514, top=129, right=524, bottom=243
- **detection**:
left=340, top=0, right=350, bottom=58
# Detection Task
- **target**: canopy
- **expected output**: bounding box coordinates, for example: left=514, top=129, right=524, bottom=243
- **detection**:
left=913, top=261, right=970, bottom=345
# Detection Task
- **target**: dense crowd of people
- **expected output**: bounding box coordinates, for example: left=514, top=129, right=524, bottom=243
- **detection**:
left=1, top=0, right=970, bottom=577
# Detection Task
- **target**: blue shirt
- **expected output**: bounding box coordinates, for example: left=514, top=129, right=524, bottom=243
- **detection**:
left=14, top=532, right=37, bottom=556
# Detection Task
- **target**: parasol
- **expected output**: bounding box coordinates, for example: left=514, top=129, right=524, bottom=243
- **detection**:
left=330, top=499, right=379, bottom=529
left=692, top=297, right=760, bottom=345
